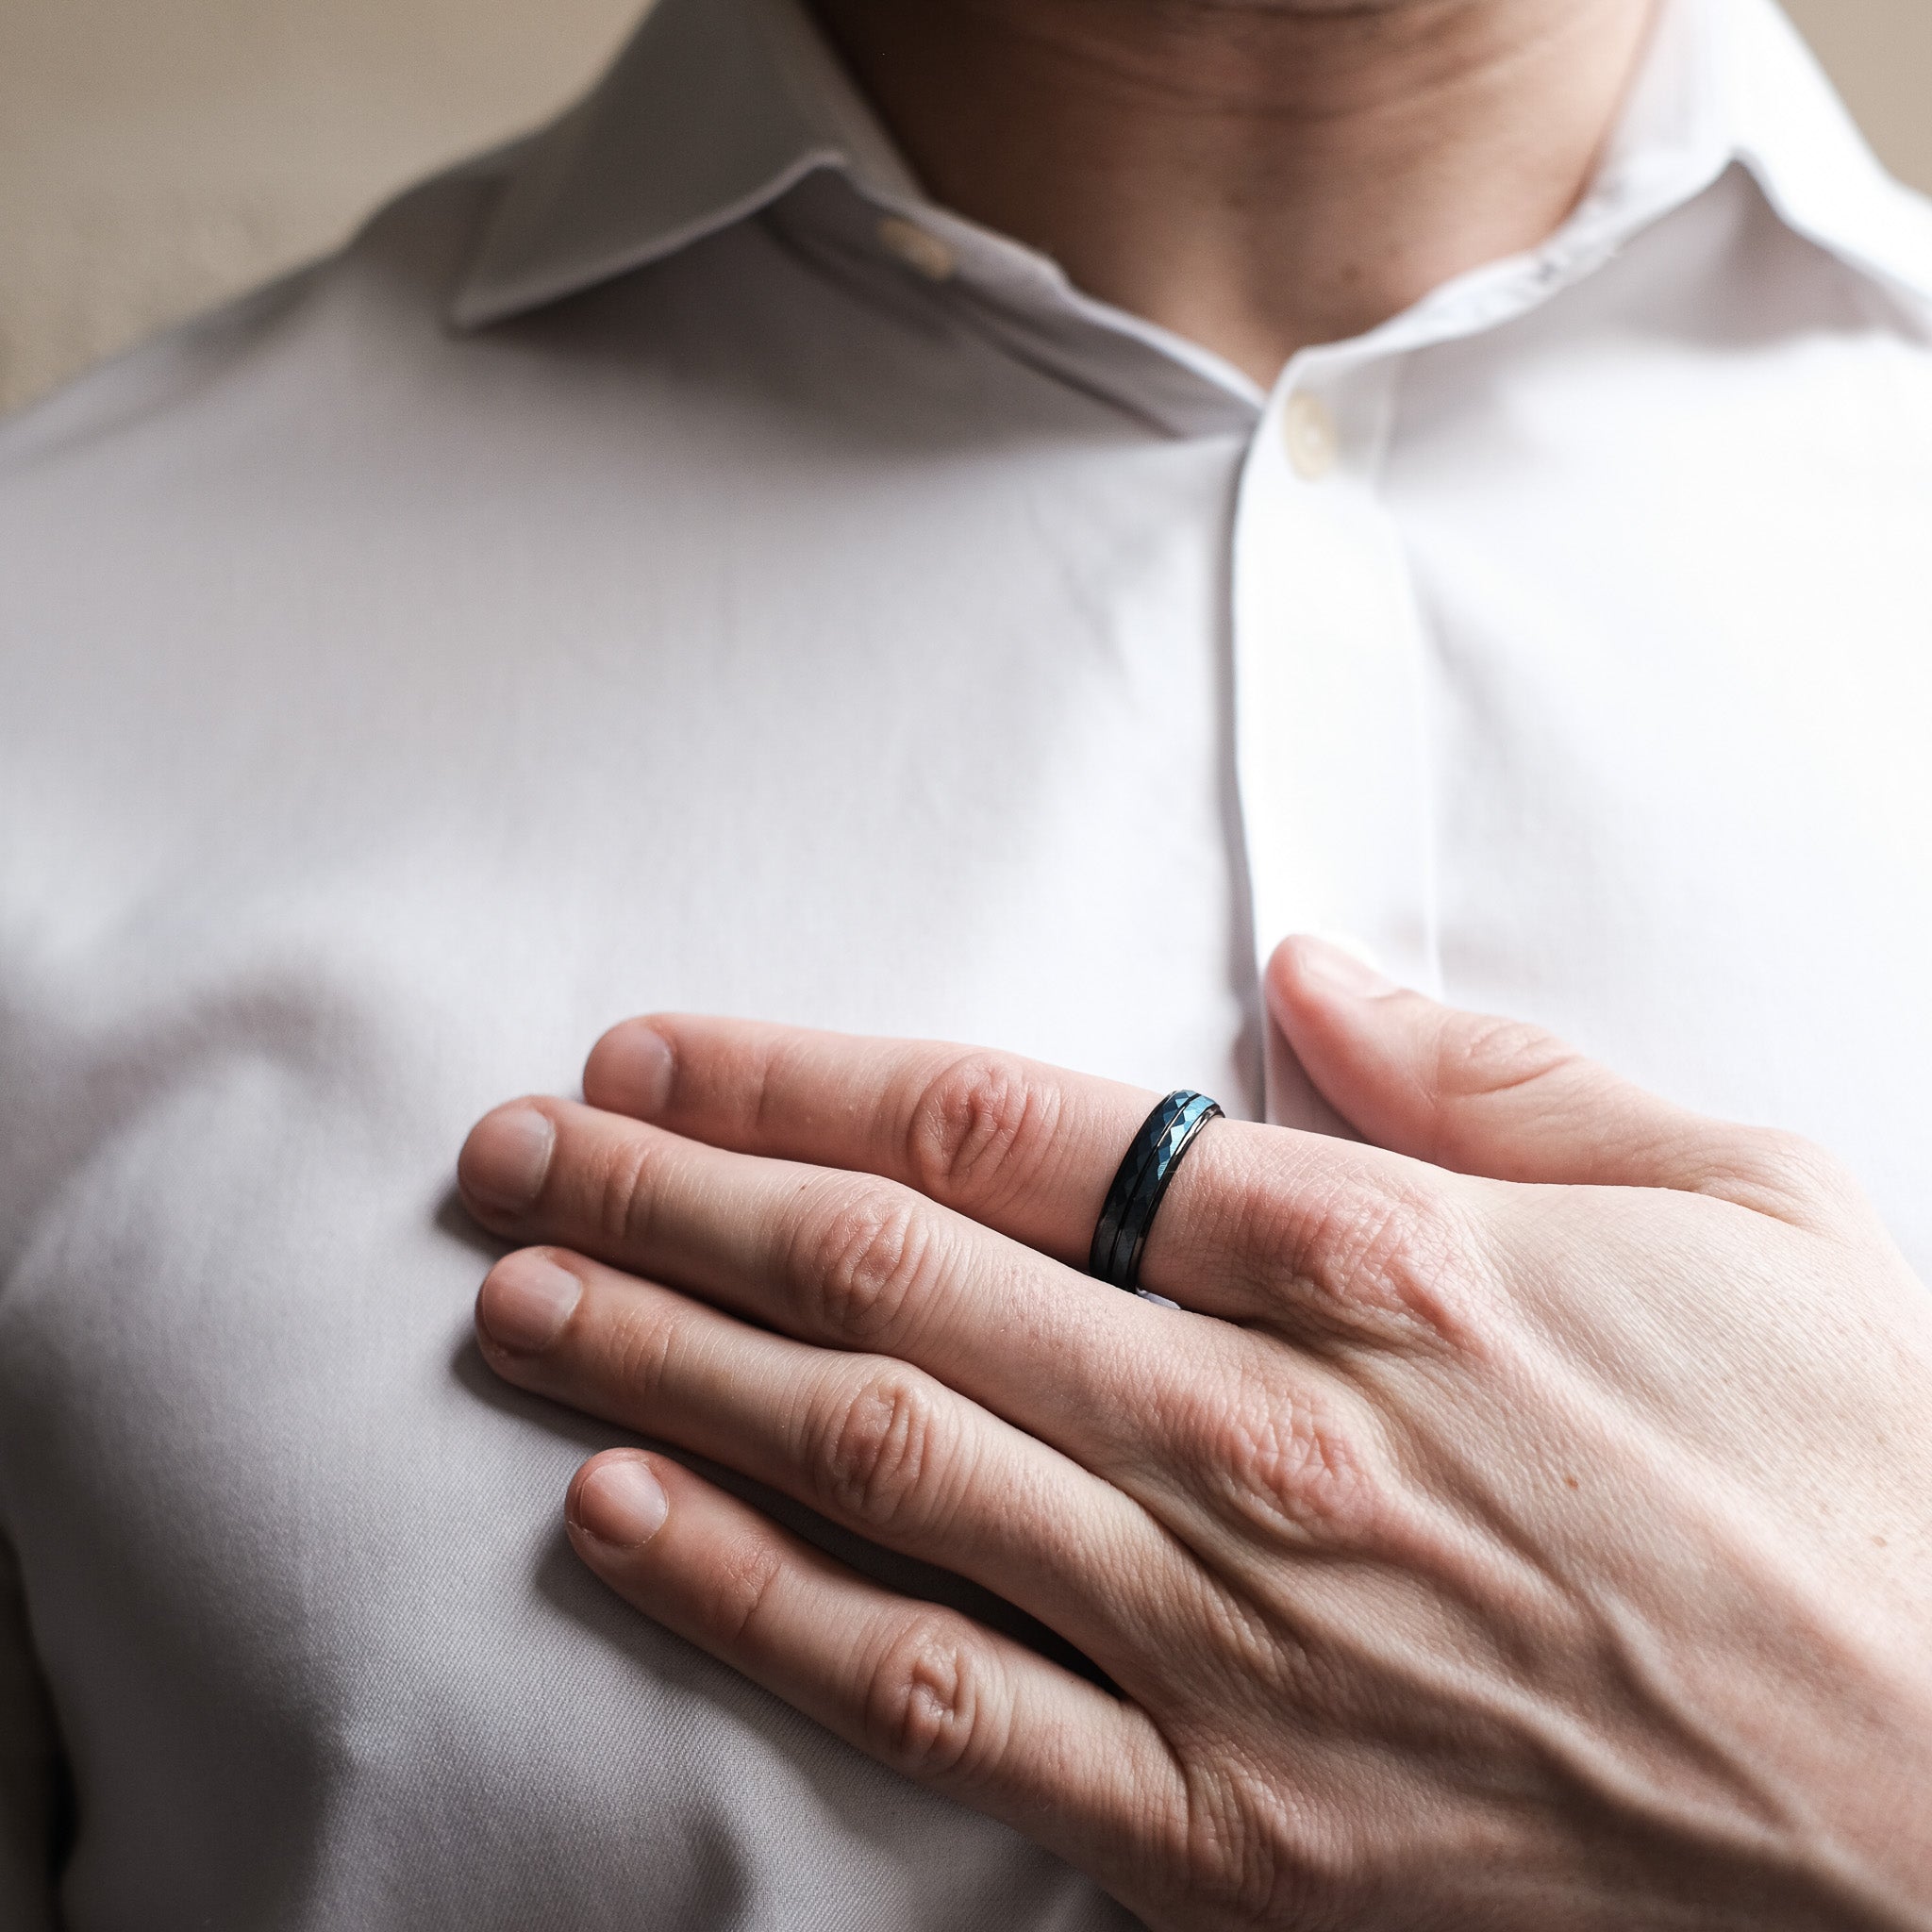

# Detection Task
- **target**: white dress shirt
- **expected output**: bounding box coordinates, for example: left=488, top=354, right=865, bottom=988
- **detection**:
left=2, top=0, right=1929, bottom=1923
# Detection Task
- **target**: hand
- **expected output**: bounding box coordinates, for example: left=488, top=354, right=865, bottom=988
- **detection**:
left=457, top=939, right=1932, bottom=1929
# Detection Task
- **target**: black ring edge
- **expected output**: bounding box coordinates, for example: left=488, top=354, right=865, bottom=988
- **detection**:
left=1089, top=1091, right=1190, bottom=1284
left=1089, top=1091, right=1224, bottom=1292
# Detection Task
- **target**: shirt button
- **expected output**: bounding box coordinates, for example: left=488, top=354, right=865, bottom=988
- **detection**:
left=1282, top=391, right=1340, bottom=481
left=876, top=216, right=957, bottom=282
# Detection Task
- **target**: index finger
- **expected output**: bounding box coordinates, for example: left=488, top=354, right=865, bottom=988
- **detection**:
left=582, top=1017, right=1420, bottom=1319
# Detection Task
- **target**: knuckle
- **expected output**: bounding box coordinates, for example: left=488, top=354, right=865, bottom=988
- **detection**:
left=1172, top=1766, right=1354, bottom=1924
left=1678, top=1121, right=1868, bottom=1230
left=791, top=1179, right=940, bottom=1344
left=904, top=1051, right=1058, bottom=1208
left=1436, top=1014, right=1577, bottom=1104
left=1332, top=1187, right=1486, bottom=1340
left=589, top=1128, right=669, bottom=1247
left=1735, top=1126, right=1858, bottom=1211
left=698, top=1537, right=787, bottom=1649
left=861, top=1617, right=1005, bottom=1781
left=602, top=1296, right=679, bottom=1402
left=810, top=1368, right=954, bottom=1534
left=1251, top=1171, right=1491, bottom=1351
left=1198, top=1374, right=1386, bottom=1548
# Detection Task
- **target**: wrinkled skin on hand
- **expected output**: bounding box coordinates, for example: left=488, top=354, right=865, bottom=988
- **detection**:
left=458, top=938, right=1932, bottom=1929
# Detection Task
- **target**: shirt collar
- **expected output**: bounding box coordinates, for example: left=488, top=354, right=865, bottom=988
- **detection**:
left=1714, top=0, right=1932, bottom=310
left=450, top=0, right=920, bottom=330
left=450, top=0, right=1932, bottom=337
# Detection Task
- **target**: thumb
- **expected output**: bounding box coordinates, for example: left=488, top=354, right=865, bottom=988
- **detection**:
left=1266, top=936, right=1805, bottom=1204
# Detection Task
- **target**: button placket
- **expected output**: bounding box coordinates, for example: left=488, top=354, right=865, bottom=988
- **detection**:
left=1230, top=356, right=1441, bottom=1121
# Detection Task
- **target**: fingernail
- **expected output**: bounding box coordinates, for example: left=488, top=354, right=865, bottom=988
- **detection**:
left=575, top=1457, right=669, bottom=1548
left=588, top=1022, right=675, bottom=1119
left=1296, top=935, right=1398, bottom=998
left=460, top=1105, right=556, bottom=1214
left=478, top=1251, right=581, bottom=1354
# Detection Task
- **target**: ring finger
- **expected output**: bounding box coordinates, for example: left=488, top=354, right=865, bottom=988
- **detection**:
left=577, top=1015, right=1430, bottom=1336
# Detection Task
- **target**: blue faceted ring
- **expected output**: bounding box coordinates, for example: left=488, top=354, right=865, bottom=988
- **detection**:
left=1088, top=1091, right=1224, bottom=1292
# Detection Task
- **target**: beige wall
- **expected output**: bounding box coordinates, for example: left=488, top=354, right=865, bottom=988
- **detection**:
left=1783, top=0, right=1932, bottom=192
left=0, top=0, right=643, bottom=415
left=1, top=0, right=1927, bottom=418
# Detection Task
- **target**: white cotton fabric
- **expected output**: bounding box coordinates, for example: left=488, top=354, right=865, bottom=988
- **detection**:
left=2, top=0, right=1930, bottom=1923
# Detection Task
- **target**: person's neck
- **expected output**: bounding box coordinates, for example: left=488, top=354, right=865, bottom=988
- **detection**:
left=808, top=0, right=1659, bottom=385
